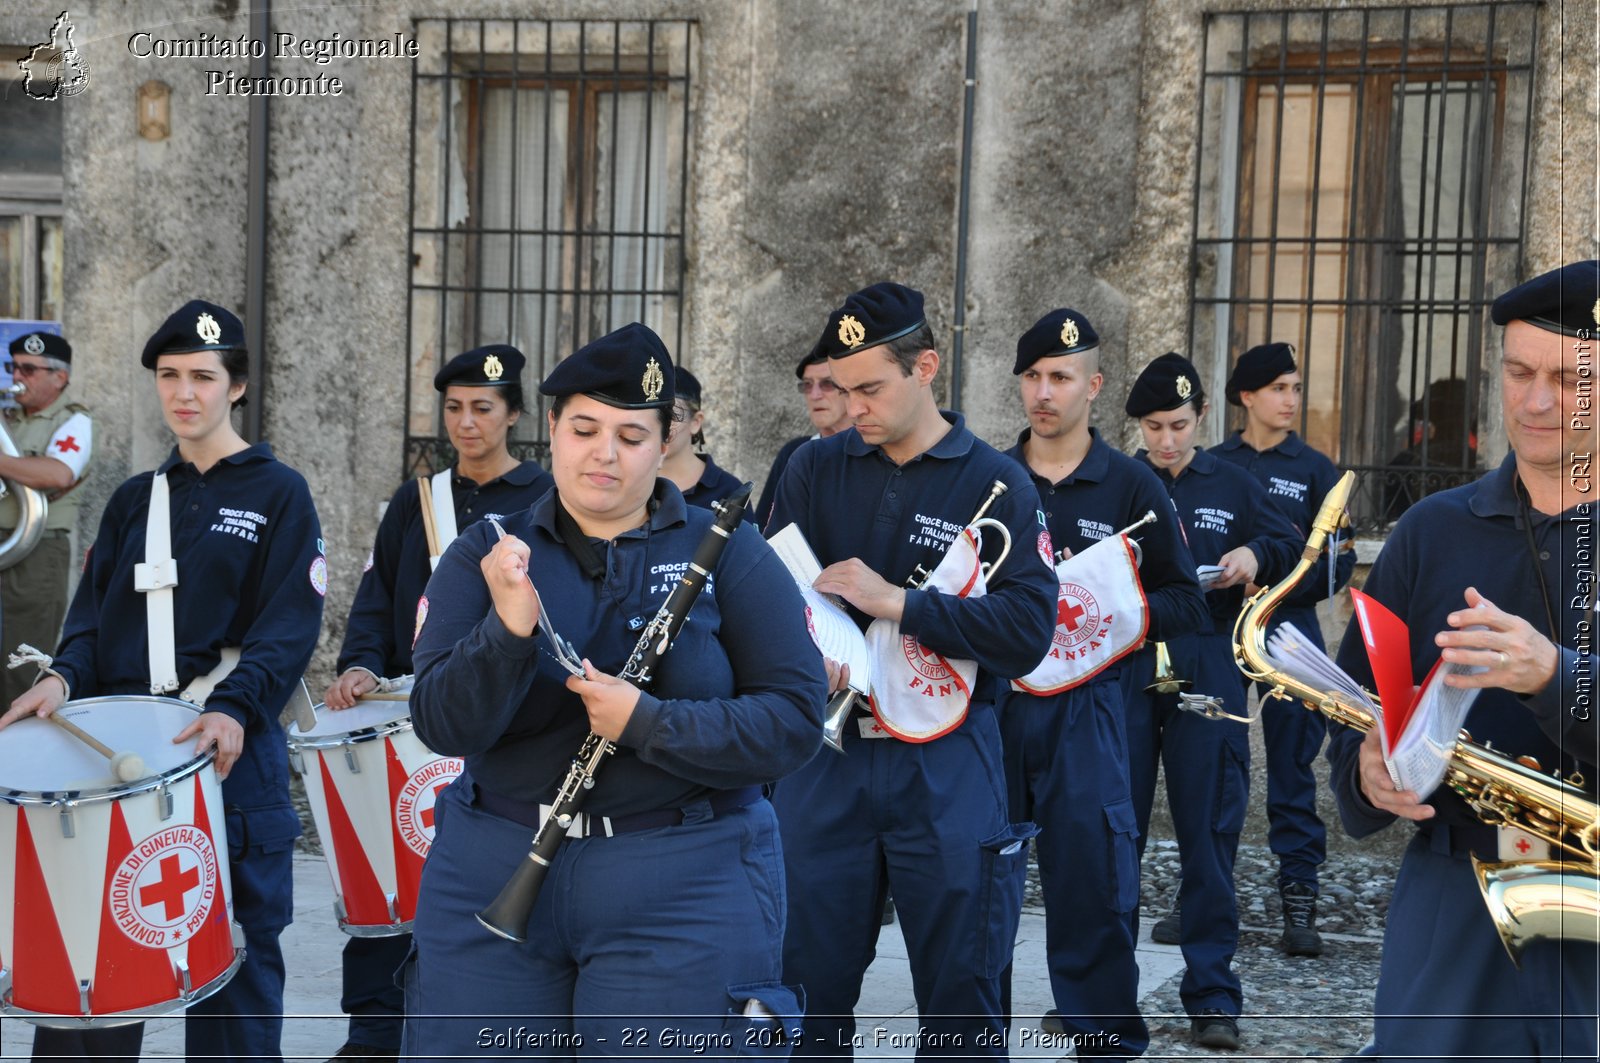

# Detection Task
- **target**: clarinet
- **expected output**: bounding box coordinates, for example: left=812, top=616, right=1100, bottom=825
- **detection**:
left=476, top=484, right=753, bottom=942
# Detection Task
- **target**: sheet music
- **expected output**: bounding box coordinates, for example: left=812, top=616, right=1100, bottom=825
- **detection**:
left=1265, top=622, right=1378, bottom=714
left=766, top=524, right=872, bottom=694
left=1197, top=564, right=1227, bottom=591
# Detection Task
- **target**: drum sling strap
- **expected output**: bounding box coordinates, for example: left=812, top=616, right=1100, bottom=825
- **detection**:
left=419, top=468, right=459, bottom=571
left=134, top=472, right=240, bottom=705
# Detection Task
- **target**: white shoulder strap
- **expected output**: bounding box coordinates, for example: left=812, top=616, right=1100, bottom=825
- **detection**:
left=429, top=468, right=459, bottom=569
left=133, top=473, right=181, bottom=694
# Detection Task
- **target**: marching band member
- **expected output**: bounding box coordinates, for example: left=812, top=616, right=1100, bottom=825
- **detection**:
left=1328, top=261, right=1599, bottom=1061
left=754, top=329, right=853, bottom=531
left=1119, top=352, right=1298, bottom=1050
left=661, top=365, right=757, bottom=523
left=0, top=330, right=92, bottom=708
left=0, top=300, right=325, bottom=1062
left=766, top=282, right=1057, bottom=1059
left=1208, top=342, right=1354, bottom=957
left=997, top=310, right=1205, bottom=1056
left=321, top=344, right=550, bottom=1061
left=401, top=323, right=825, bottom=1058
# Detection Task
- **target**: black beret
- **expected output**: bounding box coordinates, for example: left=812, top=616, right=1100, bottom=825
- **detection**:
left=674, top=365, right=703, bottom=406
left=1224, top=342, right=1297, bottom=405
left=1490, top=260, right=1600, bottom=337
left=8, top=331, right=71, bottom=364
left=1126, top=352, right=1205, bottom=417
left=539, top=322, right=675, bottom=410
left=1014, top=308, right=1099, bottom=374
left=795, top=324, right=830, bottom=378
left=817, top=282, right=927, bottom=360
left=434, top=344, right=525, bottom=391
left=141, top=299, right=245, bottom=368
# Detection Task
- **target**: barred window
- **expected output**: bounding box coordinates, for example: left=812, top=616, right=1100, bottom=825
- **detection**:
left=405, top=19, right=695, bottom=476
left=1190, top=3, right=1537, bottom=530
left=0, top=48, right=66, bottom=324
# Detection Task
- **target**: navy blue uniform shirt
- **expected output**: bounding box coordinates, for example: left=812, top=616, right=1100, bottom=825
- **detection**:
left=1330, top=454, right=1600, bottom=835
left=410, top=481, right=826, bottom=814
left=55, top=443, right=324, bottom=731
left=768, top=413, right=1058, bottom=689
left=52, top=443, right=324, bottom=847
left=681, top=453, right=757, bottom=525
left=336, top=461, right=552, bottom=678
left=1006, top=427, right=1207, bottom=644
left=1211, top=431, right=1355, bottom=609
left=1135, top=447, right=1301, bottom=634
left=756, top=434, right=811, bottom=533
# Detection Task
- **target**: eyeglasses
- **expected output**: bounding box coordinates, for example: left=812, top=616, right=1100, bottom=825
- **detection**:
left=796, top=378, right=842, bottom=396
left=3, top=360, right=63, bottom=378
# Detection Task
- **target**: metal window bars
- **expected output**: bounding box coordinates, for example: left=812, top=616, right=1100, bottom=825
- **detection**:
left=1188, top=3, right=1537, bottom=532
left=403, top=19, right=696, bottom=479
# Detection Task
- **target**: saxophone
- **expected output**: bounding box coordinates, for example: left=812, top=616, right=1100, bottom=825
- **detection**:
left=1232, top=470, right=1599, bottom=962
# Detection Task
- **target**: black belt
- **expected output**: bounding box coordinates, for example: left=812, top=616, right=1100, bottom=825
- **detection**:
left=476, top=784, right=763, bottom=836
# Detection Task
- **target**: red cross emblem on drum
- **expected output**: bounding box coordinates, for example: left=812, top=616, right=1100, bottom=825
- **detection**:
left=394, top=757, right=464, bottom=857
left=1054, top=582, right=1104, bottom=651
left=107, top=825, right=220, bottom=948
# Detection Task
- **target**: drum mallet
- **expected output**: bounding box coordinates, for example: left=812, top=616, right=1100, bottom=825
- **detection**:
left=49, top=712, right=146, bottom=783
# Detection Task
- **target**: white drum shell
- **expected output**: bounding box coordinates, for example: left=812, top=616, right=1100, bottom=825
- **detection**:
left=0, top=697, right=243, bottom=1027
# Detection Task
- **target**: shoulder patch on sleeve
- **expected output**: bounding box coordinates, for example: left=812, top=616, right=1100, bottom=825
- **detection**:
left=309, top=555, right=328, bottom=596
left=413, top=595, right=429, bottom=647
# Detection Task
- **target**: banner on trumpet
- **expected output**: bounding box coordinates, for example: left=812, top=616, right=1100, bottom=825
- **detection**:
left=1012, top=529, right=1149, bottom=695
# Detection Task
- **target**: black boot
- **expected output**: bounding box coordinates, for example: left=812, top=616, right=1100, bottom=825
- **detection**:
left=1279, top=881, right=1323, bottom=956
left=1150, top=902, right=1181, bottom=945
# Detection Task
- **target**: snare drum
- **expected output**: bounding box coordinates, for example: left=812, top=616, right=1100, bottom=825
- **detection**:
left=0, top=697, right=244, bottom=1028
left=287, top=696, right=462, bottom=935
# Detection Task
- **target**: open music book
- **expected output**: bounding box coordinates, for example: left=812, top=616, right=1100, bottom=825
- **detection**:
left=765, top=523, right=873, bottom=695
left=1264, top=589, right=1485, bottom=797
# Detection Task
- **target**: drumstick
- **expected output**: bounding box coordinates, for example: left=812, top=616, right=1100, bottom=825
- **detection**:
left=417, top=474, right=442, bottom=565
left=356, top=691, right=411, bottom=702
left=49, top=712, right=146, bottom=782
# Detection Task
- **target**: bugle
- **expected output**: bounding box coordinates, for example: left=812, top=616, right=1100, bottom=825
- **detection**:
left=820, top=479, right=1013, bottom=753
left=476, top=485, right=752, bottom=943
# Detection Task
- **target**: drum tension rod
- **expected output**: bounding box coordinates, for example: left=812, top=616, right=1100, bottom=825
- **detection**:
left=157, top=780, right=175, bottom=821
left=344, top=742, right=361, bottom=774
left=57, top=801, right=76, bottom=839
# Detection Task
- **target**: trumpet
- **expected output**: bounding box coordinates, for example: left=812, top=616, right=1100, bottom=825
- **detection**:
left=1234, top=470, right=1599, bottom=961
left=825, top=477, right=1011, bottom=752
left=1144, top=642, right=1191, bottom=695
left=819, top=479, right=1014, bottom=753
left=0, top=397, right=47, bottom=571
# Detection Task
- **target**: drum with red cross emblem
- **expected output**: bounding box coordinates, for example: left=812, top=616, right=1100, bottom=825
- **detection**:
left=287, top=689, right=462, bottom=936
left=0, top=696, right=243, bottom=1027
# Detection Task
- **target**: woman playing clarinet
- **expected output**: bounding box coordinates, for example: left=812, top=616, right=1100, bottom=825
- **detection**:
left=402, top=323, right=826, bottom=1059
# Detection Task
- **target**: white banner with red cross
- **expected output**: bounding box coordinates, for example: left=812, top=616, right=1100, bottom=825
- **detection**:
left=1012, top=530, right=1148, bottom=695
left=866, top=525, right=988, bottom=741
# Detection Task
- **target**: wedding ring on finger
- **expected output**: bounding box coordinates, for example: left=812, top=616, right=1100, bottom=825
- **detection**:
left=1499, top=651, right=1509, bottom=668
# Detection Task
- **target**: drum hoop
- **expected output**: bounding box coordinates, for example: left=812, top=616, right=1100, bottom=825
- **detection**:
left=0, top=695, right=214, bottom=808
left=287, top=714, right=415, bottom=751
left=1, top=941, right=245, bottom=1027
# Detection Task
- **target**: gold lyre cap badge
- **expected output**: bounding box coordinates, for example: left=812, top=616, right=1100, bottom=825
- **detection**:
left=1060, top=319, right=1080, bottom=349
left=642, top=356, right=665, bottom=403
left=1176, top=375, right=1193, bottom=400
left=196, top=312, right=222, bottom=345
left=838, top=315, right=867, bottom=350
left=483, top=353, right=504, bottom=381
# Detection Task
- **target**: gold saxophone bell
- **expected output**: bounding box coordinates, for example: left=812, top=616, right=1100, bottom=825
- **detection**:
left=1234, top=470, right=1600, bottom=960
left=1144, top=641, right=1192, bottom=694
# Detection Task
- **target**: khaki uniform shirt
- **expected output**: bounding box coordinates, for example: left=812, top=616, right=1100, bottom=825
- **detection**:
left=0, top=387, right=91, bottom=532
